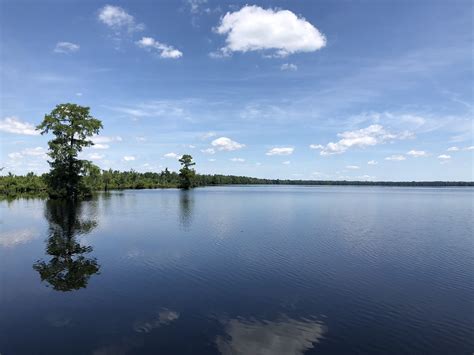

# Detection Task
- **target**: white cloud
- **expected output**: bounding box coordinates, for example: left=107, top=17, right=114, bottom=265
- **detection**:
left=201, top=131, right=217, bottom=139
left=208, top=158, right=216, bottom=162
left=266, top=147, right=294, bottom=156
left=447, top=146, right=459, bottom=152
left=164, top=152, right=180, bottom=159
left=54, top=41, right=80, bottom=54
left=136, top=37, right=183, bottom=59
left=280, top=63, right=298, bottom=71
left=8, top=147, right=47, bottom=160
left=357, top=175, right=376, bottom=181
left=110, top=100, right=187, bottom=119
left=464, top=146, right=474, bottom=151
left=437, top=154, right=451, bottom=160
left=92, top=144, right=110, bottom=150
left=8, top=152, right=23, bottom=159
left=215, top=5, right=326, bottom=57
left=367, top=160, right=378, bottom=165
left=88, top=153, right=104, bottom=160
left=282, top=160, right=291, bottom=165
left=230, top=158, right=245, bottom=162
left=0, top=116, right=39, bottom=135
left=211, top=137, right=245, bottom=151
left=76, top=92, right=83, bottom=97
left=201, top=148, right=216, bottom=155
left=385, top=155, right=406, bottom=161
left=23, top=147, right=46, bottom=157
left=346, top=165, right=360, bottom=169
left=91, top=135, right=122, bottom=150
left=123, top=155, right=136, bottom=161
left=407, top=150, right=427, bottom=157
left=98, top=5, right=144, bottom=32
left=311, top=125, right=413, bottom=156
left=186, top=0, right=211, bottom=14
left=92, top=135, right=122, bottom=144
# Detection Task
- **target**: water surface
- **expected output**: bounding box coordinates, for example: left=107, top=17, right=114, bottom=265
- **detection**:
left=1, top=186, right=473, bottom=354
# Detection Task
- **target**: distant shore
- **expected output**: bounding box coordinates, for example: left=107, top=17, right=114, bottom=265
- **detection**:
left=1, top=171, right=473, bottom=199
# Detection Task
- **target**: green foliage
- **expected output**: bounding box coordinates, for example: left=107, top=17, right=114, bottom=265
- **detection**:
left=178, top=154, right=196, bottom=189
left=37, top=103, right=103, bottom=199
left=0, top=172, right=47, bottom=197
left=1, top=169, right=473, bottom=199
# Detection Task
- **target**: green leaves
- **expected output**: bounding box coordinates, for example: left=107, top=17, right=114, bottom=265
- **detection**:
left=37, top=103, right=103, bottom=199
left=178, top=154, right=196, bottom=189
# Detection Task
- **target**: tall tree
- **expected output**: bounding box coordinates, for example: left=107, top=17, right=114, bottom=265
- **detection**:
left=178, top=154, right=196, bottom=189
left=37, top=104, right=102, bottom=199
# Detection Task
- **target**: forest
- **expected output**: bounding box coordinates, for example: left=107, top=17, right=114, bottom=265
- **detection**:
left=1, top=169, right=472, bottom=198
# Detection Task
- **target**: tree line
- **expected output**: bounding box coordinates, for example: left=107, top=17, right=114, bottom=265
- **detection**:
left=1, top=103, right=472, bottom=199
left=1, top=169, right=472, bottom=198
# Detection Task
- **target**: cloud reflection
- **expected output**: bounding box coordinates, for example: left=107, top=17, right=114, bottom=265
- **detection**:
left=0, top=228, right=38, bottom=247
left=133, top=308, right=180, bottom=333
left=216, top=315, right=326, bottom=355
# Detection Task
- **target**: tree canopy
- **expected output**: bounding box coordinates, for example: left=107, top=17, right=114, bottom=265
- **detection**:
left=37, top=103, right=102, bottom=199
left=178, top=154, right=196, bottom=189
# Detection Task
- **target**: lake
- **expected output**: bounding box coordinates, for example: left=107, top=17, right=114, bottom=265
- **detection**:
left=1, top=186, right=473, bottom=354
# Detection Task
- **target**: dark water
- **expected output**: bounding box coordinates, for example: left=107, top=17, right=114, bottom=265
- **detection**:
left=1, top=186, right=473, bottom=355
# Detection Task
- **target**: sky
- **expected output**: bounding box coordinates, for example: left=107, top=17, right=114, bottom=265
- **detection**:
left=0, top=0, right=473, bottom=181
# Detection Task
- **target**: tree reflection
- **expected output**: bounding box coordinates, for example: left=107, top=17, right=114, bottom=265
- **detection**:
left=33, top=199, right=100, bottom=291
left=179, top=190, right=194, bottom=229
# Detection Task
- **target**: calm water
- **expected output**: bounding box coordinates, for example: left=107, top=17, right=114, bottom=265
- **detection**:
left=1, top=186, right=473, bottom=354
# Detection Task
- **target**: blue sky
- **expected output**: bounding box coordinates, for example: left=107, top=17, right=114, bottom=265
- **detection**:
left=1, top=0, right=472, bottom=180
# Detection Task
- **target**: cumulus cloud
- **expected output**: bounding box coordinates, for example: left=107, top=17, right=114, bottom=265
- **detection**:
left=282, top=160, right=291, bottom=165
left=447, top=146, right=459, bottom=152
left=214, top=5, right=326, bottom=57
left=465, top=146, right=474, bottom=151
left=437, top=154, right=451, bottom=160
left=54, top=41, right=80, bottom=54
left=88, top=153, right=104, bottom=160
left=385, top=155, right=406, bottom=161
left=8, top=152, right=22, bottom=159
left=230, top=158, right=245, bottom=162
left=367, top=160, right=378, bottom=165
left=0, top=228, right=38, bottom=248
left=310, top=125, right=413, bottom=156
left=164, top=152, right=180, bottom=159
left=98, top=5, right=144, bottom=33
left=123, top=155, right=136, bottom=161
left=0, top=116, right=39, bottom=135
left=91, top=135, right=122, bottom=150
left=266, top=147, right=294, bottom=156
left=136, top=37, right=183, bottom=59
left=346, top=165, right=360, bottom=169
left=281, top=63, right=298, bottom=71
left=407, top=150, right=427, bottom=157
left=216, top=316, right=325, bottom=355
left=211, top=137, right=245, bottom=151
left=8, top=147, right=47, bottom=160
